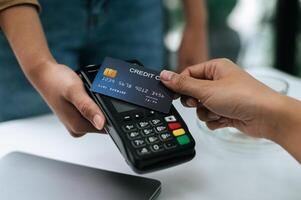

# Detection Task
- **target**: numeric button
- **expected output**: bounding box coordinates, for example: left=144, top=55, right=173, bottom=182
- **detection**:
left=142, top=128, right=154, bottom=136
left=128, top=131, right=140, bottom=139
left=132, top=139, right=146, bottom=148
left=123, top=124, right=137, bottom=132
left=151, top=144, right=164, bottom=152
left=137, top=121, right=150, bottom=129
left=147, top=136, right=159, bottom=144
left=150, top=119, right=162, bottom=126
left=155, top=125, right=167, bottom=133
left=160, top=132, right=173, bottom=141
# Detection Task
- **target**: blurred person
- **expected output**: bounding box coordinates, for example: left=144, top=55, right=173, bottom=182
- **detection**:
left=160, top=59, right=301, bottom=163
left=0, top=0, right=208, bottom=136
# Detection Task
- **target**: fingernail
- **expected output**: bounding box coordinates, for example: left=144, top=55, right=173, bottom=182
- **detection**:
left=208, top=113, right=221, bottom=120
left=186, top=98, right=197, bottom=107
left=160, top=70, right=175, bottom=81
left=93, top=114, right=103, bottom=130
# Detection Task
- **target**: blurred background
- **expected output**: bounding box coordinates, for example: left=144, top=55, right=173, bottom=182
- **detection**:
left=164, top=0, right=301, bottom=76
left=0, top=0, right=300, bottom=122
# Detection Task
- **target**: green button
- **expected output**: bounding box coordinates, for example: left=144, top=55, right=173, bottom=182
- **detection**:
left=177, top=135, right=190, bottom=145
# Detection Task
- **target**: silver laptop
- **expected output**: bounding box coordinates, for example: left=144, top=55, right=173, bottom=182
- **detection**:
left=0, top=152, right=161, bottom=200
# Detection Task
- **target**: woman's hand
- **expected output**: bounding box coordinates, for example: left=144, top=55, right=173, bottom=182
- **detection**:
left=161, top=58, right=301, bottom=163
left=1, top=5, right=105, bottom=137
left=30, top=61, right=106, bottom=137
left=161, top=59, right=283, bottom=140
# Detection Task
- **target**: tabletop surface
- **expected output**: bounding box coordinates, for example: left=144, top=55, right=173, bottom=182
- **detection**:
left=0, top=67, right=301, bottom=200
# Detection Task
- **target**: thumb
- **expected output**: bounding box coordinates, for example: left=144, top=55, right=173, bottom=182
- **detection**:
left=160, top=70, right=211, bottom=101
left=65, top=85, right=105, bottom=130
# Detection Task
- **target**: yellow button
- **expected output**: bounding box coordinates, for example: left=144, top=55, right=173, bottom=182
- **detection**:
left=172, top=128, right=185, bottom=136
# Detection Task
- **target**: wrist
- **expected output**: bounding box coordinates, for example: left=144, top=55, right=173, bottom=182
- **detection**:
left=258, top=92, right=288, bottom=141
left=265, top=94, right=301, bottom=162
left=22, top=57, right=58, bottom=92
left=24, top=57, right=57, bottom=80
left=261, top=93, right=299, bottom=144
left=273, top=95, right=301, bottom=143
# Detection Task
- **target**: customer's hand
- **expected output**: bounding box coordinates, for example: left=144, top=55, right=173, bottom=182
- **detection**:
left=29, top=61, right=106, bottom=137
left=160, top=59, right=282, bottom=140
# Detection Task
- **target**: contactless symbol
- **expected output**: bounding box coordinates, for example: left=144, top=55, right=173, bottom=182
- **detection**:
left=103, top=68, right=118, bottom=78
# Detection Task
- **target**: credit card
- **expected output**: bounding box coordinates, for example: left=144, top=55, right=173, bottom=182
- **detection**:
left=91, top=57, right=174, bottom=113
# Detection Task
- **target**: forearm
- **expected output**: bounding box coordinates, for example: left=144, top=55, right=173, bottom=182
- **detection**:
left=182, top=0, right=208, bottom=60
left=268, top=95, right=301, bottom=163
left=0, top=5, right=55, bottom=80
left=182, top=0, right=207, bottom=27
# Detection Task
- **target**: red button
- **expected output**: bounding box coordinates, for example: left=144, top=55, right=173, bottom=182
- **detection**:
left=168, top=122, right=182, bottom=130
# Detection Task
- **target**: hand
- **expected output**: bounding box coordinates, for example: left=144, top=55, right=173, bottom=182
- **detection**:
left=177, top=25, right=208, bottom=73
left=160, top=59, right=283, bottom=140
left=30, top=61, right=106, bottom=137
left=0, top=6, right=105, bottom=137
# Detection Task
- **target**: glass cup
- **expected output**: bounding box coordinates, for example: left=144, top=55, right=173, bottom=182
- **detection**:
left=197, top=74, right=289, bottom=154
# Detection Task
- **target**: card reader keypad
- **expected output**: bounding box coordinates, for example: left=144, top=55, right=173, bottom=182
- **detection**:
left=122, top=113, right=191, bottom=156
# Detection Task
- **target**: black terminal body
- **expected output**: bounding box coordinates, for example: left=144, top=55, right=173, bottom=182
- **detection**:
left=77, top=61, right=195, bottom=173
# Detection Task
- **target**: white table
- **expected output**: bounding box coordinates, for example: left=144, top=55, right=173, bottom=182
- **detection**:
left=1, top=67, right=301, bottom=200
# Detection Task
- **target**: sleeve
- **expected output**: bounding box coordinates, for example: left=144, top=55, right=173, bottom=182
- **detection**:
left=0, top=0, right=41, bottom=13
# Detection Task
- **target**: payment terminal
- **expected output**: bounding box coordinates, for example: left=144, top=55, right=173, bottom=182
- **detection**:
left=77, top=60, right=195, bottom=173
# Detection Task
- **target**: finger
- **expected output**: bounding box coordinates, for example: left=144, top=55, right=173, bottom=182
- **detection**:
left=196, top=105, right=221, bottom=122
left=67, top=121, right=105, bottom=138
left=180, top=68, right=191, bottom=77
left=180, top=62, right=211, bottom=80
left=181, top=58, right=233, bottom=80
left=67, top=126, right=87, bottom=138
left=59, top=102, right=105, bottom=137
left=65, top=84, right=105, bottom=130
left=180, top=96, right=198, bottom=107
left=67, top=120, right=105, bottom=138
left=68, top=131, right=85, bottom=138
left=206, top=118, right=230, bottom=130
left=67, top=116, right=106, bottom=137
left=160, top=70, right=212, bottom=101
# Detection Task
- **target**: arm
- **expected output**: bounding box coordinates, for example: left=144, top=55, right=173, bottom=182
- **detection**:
left=271, top=96, right=301, bottom=162
left=0, top=5, right=105, bottom=136
left=178, top=0, right=208, bottom=72
left=160, top=59, right=301, bottom=163
left=0, top=5, right=54, bottom=77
